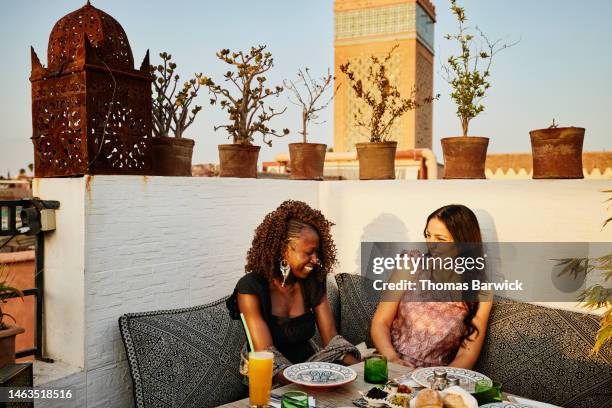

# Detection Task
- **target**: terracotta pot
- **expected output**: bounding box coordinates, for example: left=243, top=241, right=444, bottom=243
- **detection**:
left=288, top=143, right=327, bottom=180
left=0, top=325, right=25, bottom=368
left=152, top=137, right=195, bottom=176
left=529, top=127, right=584, bottom=179
left=356, top=141, right=397, bottom=180
left=218, top=144, right=261, bottom=178
left=441, top=137, right=489, bottom=179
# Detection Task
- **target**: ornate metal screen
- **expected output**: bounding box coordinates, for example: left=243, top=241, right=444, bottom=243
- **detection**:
left=30, top=2, right=152, bottom=177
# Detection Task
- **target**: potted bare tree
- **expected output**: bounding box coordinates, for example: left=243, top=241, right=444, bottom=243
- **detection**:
left=151, top=52, right=205, bottom=176
left=441, top=0, right=518, bottom=179
left=283, top=68, right=336, bottom=180
left=0, top=267, right=24, bottom=369
left=340, top=45, right=436, bottom=180
left=204, top=45, right=289, bottom=178
left=529, top=119, right=584, bottom=179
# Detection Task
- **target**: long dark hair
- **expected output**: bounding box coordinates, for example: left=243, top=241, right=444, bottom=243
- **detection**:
left=425, top=204, right=483, bottom=345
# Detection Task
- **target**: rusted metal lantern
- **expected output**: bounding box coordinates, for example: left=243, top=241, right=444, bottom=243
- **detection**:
left=30, top=2, right=152, bottom=177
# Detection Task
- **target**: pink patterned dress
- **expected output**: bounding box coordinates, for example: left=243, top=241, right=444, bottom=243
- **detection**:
left=390, top=259, right=468, bottom=367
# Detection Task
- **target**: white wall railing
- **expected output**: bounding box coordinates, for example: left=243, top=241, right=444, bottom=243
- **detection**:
left=33, top=177, right=612, bottom=407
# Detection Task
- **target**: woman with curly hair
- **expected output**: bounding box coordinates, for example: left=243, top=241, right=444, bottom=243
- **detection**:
left=371, top=204, right=492, bottom=369
left=226, top=200, right=360, bottom=381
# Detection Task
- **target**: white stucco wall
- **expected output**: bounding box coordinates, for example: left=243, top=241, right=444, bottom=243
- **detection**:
left=319, top=180, right=612, bottom=275
left=33, top=178, right=86, bottom=369
left=35, top=176, right=319, bottom=407
left=33, top=177, right=611, bottom=407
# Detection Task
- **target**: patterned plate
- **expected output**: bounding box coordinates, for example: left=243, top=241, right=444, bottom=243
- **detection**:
left=479, top=404, right=531, bottom=408
left=411, top=366, right=491, bottom=392
left=283, top=362, right=357, bottom=388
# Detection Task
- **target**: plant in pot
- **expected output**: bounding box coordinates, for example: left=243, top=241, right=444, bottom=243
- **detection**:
left=203, top=45, right=289, bottom=178
left=283, top=68, right=337, bottom=180
left=529, top=119, right=584, bottom=179
left=151, top=52, right=205, bottom=176
left=340, top=45, right=436, bottom=180
left=441, top=0, right=518, bottom=179
left=0, top=266, right=24, bottom=368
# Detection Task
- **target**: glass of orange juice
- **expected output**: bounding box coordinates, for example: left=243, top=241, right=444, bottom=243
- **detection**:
left=249, top=351, right=274, bottom=407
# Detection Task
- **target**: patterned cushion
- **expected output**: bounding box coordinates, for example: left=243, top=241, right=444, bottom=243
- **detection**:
left=475, top=298, right=612, bottom=408
left=119, top=296, right=248, bottom=408
left=335, top=273, right=382, bottom=347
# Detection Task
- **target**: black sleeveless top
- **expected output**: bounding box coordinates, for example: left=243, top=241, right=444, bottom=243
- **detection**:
left=226, top=272, right=325, bottom=363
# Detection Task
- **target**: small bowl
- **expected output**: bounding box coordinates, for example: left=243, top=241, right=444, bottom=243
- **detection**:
left=362, top=396, right=387, bottom=407
left=386, top=392, right=413, bottom=408
left=360, top=389, right=389, bottom=407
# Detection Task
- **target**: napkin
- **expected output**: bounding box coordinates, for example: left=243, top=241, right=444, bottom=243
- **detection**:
left=507, top=395, right=562, bottom=408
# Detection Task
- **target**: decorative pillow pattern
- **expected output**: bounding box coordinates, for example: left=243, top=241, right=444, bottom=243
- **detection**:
left=335, top=273, right=382, bottom=347
left=119, top=297, right=248, bottom=408
left=475, top=298, right=612, bottom=408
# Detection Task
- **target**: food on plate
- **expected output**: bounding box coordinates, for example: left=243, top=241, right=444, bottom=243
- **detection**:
left=397, top=384, right=413, bottom=394
left=389, top=392, right=412, bottom=407
left=414, top=389, right=442, bottom=408
left=442, top=393, right=468, bottom=408
left=365, top=387, right=388, bottom=399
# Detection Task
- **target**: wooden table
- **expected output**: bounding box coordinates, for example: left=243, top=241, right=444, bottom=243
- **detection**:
left=219, top=362, right=411, bottom=408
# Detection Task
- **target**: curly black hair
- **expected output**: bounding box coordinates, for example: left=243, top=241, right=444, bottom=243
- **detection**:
left=245, top=200, right=337, bottom=283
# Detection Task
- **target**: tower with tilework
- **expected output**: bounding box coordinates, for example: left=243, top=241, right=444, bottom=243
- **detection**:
left=333, top=0, right=436, bottom=152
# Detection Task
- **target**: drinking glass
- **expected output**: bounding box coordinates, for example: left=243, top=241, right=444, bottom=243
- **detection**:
left=281, top=391, right=309, bottom=408
left=364, top=354, right=388, bottom=384
left=472, top=380, right=502, bottom=404
left=249, top=351, right=274, bottom=408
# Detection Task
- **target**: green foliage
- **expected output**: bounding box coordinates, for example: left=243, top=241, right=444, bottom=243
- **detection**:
left=150, top=52, right=205, bottom=138
left=442, top=0, right=517, bottom=137
left=340, top=45, right=436, bottom=143
left=284, top=68, right=337, bottom=143
left=0, top=266, right=24, bottom=330
left=203, top=45, right=289, bottom=146
left=556, top=189, right=612, bottom=354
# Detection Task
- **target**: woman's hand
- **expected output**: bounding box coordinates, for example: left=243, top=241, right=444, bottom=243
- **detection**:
left=395, top=358, right=415, bottom=369
left=342, top=353, right=360, bottom=366
left=275, top=368, right=291, bottom=385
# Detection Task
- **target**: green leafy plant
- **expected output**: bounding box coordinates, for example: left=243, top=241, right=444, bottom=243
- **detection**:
left=203, top=45, right=289, bottom=146
left=0, top=266, right=24, bottom=330
left=283, top=68, right=337, bottom=143
left=151, top=52, right=205, bottom=138
left=442, top=0, right=518, bottom=137
left=556, top=189, right=612, bottom=354
left=340, top=45, right=436, bottom=143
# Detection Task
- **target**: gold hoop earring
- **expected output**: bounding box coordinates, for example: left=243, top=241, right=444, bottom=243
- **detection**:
left=280, top=259, right=291, bottom=287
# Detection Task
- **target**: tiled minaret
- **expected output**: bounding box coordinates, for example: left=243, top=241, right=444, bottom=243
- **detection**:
left=334, top=0, right=436, bottom=151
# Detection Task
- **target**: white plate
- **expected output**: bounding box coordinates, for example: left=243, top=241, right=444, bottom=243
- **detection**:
left=411, top=366, right=491, bottom=392
left=283, top=362, right=357, bottom=388
left=479, top=404, right=531, bottom=408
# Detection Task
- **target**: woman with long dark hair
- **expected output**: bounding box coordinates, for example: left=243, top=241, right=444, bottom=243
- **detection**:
left=370, top=204, right=492, bottom=369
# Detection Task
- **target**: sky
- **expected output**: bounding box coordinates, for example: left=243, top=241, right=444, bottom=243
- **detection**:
left=1, top=0, right=611, bottom=176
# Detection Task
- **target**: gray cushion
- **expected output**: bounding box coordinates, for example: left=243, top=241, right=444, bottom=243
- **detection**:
left=335, top=273, right=381, bottom=347
left=474, top=298, right=612, bottom=408
left=119, top=296, right=247, bottom=408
